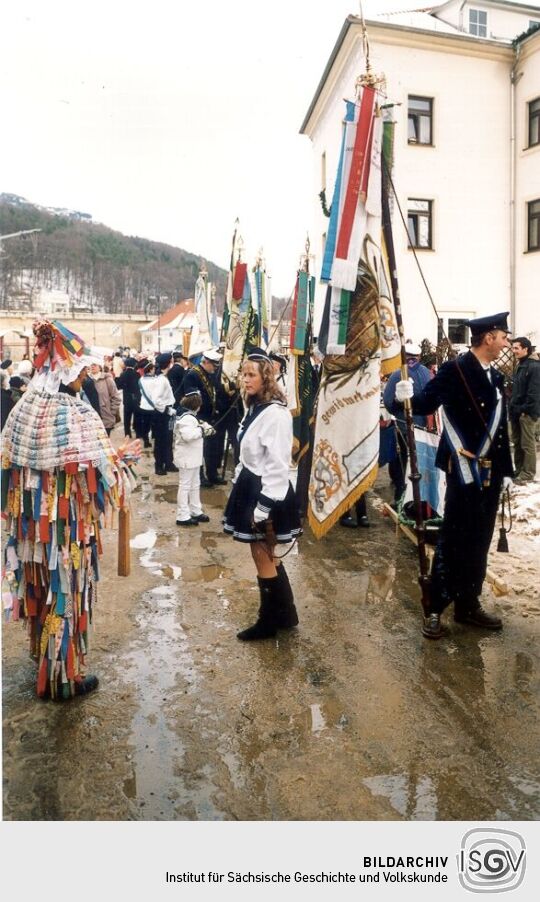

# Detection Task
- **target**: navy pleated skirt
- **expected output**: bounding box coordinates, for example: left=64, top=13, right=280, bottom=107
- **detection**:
left=223, top=467, right=303, bottom=543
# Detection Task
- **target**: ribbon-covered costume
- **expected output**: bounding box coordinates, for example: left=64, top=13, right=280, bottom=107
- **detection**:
left=1, top=321, right=137, bottom=699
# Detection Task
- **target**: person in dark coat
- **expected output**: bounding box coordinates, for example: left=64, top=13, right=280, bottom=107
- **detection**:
left=395, top=312, right=514, bottom=639
left=383, top=342, right=433, bottom=504
left=116, top=356, right=142, bottom=439
left=509, top=337, right=540, bottom=484
left=183, top=348, right=225, bottom=486
left=1, top=370, right=15, bottom=430
left=167, top=352, right=188, bottom=405
left=81, top=374, right=101, bottom=417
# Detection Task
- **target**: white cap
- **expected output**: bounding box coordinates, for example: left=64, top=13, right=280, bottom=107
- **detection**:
left=405, top=342, right=422, bottom=356
left=203, top=348, right=222, bottom=363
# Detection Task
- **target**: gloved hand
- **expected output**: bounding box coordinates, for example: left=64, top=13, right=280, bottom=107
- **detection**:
left=200, top=421, right=216, bottom=437
left=253, top=505, right=269, bottom=524
left=395, top=378, right=414, bottom=402
left=503, top=477, right=513, bottom=491
left=166, top=406, right=176, bottom=416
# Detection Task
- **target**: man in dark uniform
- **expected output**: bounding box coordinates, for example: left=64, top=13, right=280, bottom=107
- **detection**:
left=115, top=356, right=142, bottom=438
left=183, top=348, right=225, bottom=486
left=395, top=312, right=513, bottom=639
left=167, top=351, right=188, bottom=405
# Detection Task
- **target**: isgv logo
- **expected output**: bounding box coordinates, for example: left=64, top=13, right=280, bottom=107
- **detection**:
left=458, top=829, right=526, bottom=893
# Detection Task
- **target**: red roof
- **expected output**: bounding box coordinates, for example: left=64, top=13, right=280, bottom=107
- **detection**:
left=149, top=298, right=194, bottom=330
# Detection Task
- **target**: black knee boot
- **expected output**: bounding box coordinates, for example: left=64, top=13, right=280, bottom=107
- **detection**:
left=237, top=576, right=278, bottom=641
left=275, top=563, right=299, bottom=629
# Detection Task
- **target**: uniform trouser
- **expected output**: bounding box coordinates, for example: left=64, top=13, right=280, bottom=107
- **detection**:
left=388, top=427, right=408, bottom=502
left=139, top=410, right=153, bottom=444
left=511, top=415, right=537, bottom=480
left=176, top=466, right=203, bottom=521
left=203, top=432, right=221, bottom=481
left=123, top=400, right=142, bottom=438
left=152, top=411, right=173, bottom=471
left=430, top=472, right=502, bottom=615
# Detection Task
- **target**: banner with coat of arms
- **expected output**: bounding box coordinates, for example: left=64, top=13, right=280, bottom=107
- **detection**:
left=308, top=94, right=401, bottom=538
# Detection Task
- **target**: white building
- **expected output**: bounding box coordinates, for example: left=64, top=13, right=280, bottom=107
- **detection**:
left=138, top=298, right=196, bottom=355
left=301, top=1, right=540, bottom=345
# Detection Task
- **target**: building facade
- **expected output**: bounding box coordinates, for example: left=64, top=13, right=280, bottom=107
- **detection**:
left=301, top=2, right=540, bottom=345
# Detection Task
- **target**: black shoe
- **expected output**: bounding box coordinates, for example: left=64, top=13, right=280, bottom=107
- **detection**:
left=144, top=440, right=152, bottom=448
left=176, top=518, right=196, bottom=527
left=340, top=514, right=358, bottom=528
left=210, top=476, right=227, bottom=485
left=358, top=516, right=370, bottom=528
left=192, top=513, right=210, bottom=523
left=200, top=477, right=213, bottom=488
left=237, top=577, right=278, bottom=641
left=167, top=464, right=179, bottom=473
left=74, top=675, right=99, bottom=696
left=422, top=613, right=443, bottom=639
left=155, top=465, right=167, bottom=475
left=455, top=605, right=502, bottom=630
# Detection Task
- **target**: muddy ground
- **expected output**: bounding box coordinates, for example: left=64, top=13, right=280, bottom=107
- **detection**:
left=2, top=446, right=539, bottom=821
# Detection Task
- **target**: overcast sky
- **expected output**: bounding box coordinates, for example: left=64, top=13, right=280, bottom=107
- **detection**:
left=2, top=2, right=430, bottom=296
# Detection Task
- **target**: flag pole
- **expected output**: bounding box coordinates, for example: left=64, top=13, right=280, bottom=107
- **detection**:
left=381, top=146, right=431, bottom=617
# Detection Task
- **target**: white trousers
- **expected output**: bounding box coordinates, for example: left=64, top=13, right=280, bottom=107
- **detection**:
left=176, top=466, right=203, bottom=521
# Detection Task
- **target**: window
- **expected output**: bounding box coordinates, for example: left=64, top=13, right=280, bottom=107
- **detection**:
left=448, top=319, right=469, bottom=345
left=321, top=151, right=326, bottom=191
left=529, top=21, right=540, bottom=30
left=408, top=96, right=433, bottom=145
left=407, top=199, right=433, bottom=249
left=469, top=9, right=487, bottom=37
left=528, top=199, right=540, bottom=251
left=529, top=98, right=540, bottom=148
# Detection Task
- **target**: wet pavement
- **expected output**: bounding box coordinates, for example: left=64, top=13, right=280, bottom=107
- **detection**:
left=2, top=448, right=539, bottom=821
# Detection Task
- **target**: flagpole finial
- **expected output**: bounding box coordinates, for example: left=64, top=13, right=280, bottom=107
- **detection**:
left=355, top=2, right=386, bottom=97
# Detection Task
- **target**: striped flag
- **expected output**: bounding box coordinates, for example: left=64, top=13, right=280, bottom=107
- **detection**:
left=308, top=95, right=401, bottom=539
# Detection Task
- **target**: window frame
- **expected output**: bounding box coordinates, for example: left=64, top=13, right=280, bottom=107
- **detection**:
left=407, top=95, right=434, bottom=146
left=528, top=97, right=540, bottom=149
left=527, top=199, right=540, bottom=252
left=407, top=198, right=433, bottom=250
left=469, top=8, right=488, bottom=37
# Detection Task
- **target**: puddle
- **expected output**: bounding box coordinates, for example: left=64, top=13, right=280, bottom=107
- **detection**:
left=124, top=586, right=224, bottom=819
left=310, top=704, right=326, bottom=733
left=180, top=565, right=233, bottom=582
left=363, top=773, right=438, bottom=819
left=162, top=564, right=182, bottom=580
left=130, top=529, right=157, bottom=550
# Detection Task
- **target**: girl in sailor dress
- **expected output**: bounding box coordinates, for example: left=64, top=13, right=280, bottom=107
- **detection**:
left=173, top=391, right=213, bottom=526
left=223, top=349, right=302, bottom=640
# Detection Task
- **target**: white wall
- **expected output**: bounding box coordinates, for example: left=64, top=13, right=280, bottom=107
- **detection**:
left=308, top=28, right=513, bottom=343
left=514, top=32, right=540, bottom=340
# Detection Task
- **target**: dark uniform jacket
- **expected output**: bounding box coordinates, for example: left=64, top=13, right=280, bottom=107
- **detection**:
left=411, top=351, right=513, bottom=479
left=167, top=363, right=186, bottom=403
left=509, top=356, right=540, bottom=421
left=183, top=365, right=216, bottom=422
left=116, top=367, right=141, bottom=405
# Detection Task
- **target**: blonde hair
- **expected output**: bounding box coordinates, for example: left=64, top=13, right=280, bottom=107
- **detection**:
left=241, top=358, right=286, bottom=405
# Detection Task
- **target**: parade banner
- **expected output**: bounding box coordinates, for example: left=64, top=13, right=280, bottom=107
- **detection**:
left=287, top=269, right=315, bottom=464
left=403, top=428, right=446, bottom=517
left=222, top=260, right=258, bottom=385
left=308, top=93, right=401, bottom=539
left=189, top=272, right=214, bottom=358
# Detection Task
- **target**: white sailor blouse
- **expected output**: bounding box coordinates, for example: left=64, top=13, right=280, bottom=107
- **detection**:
left=234, top=401, right=293, bottom=506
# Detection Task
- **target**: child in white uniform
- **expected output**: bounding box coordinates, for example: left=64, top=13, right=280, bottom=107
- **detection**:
left=173, top=391, right=214, bottom=526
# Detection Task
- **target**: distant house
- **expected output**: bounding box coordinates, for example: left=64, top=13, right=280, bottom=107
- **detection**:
left=139, top=298, right=196, bottom=354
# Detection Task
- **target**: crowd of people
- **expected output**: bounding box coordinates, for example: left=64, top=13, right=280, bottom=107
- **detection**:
left=1, top=312, right=539, bottom=701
